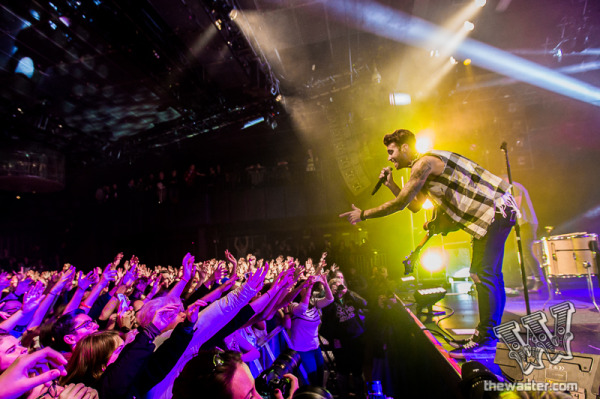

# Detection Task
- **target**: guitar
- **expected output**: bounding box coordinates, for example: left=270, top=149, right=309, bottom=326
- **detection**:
left=403, top=208, right=460, bottom=275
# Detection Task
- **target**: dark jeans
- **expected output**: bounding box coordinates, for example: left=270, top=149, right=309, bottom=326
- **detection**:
left=470, top=209, right=516, bottom=339
left=521, top=223, right=543, bottom=280
left=299, top=348, right=325, bottom=387
left=333, top=335, right=366, bottom=399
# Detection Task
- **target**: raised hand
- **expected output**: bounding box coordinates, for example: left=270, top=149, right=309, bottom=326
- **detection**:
left=22, top=281, right=46, bottom=313
left=151, top=304, right=180, bottom=331
left=185, top=299, right=207, bottom=324
left=0, top=347, right=67, bottom=399
left=214, top=261, right=227, bottom=282
left=181, top=253, right=196, bottom=282
left=122, top=259, right=138, bottom=288
left=316, top=272, right=329, bottom=285
left=225, top=249, right=238, bottom=276
left=246, top=262, right=270, bottom=291
left=160, top=275, right=170, bottom=290
left=283, top=268, right=296, bottom=286
left=112, top=252, right=124, bottom=268
left=100, top=263, right=118, bottom=285
left=51, top=266, right=76, bottom=295
left=148, top=274, right=162, bottom=298
left=316, top=252, right=327, bottom=273
left=138, top=264, right=151, bottom=278
left=129, top=255, right=139, bottom=269
left=117, top=309, right=136, bottom=331
left=15, top=277, right=34, bottom=296
left=117, top=295, right=131, bottom=315
left=78, top=270, right=96, bottom=291
left=292, top=264, right=304, bottom=282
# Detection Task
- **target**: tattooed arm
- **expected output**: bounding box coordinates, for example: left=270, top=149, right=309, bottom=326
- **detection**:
left=339, top=156, right=442, bottom=224
left=364, top=158, right=433, bottom=218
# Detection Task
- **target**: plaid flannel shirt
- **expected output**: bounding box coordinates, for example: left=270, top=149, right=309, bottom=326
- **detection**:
left=420, top=150, right=512, bottom=239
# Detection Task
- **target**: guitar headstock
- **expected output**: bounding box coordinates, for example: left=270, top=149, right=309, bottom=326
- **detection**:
left=403, top=252, right=417, bottom=275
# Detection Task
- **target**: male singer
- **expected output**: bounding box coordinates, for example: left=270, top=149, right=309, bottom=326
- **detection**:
left=339, top=129, right=518, bottom=358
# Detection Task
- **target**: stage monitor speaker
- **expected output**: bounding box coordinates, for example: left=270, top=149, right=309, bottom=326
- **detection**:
left=495, top=342, right=600, bottom=399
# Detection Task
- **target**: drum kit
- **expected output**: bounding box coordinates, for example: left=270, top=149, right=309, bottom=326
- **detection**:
left=533, top=231, right=600, bottom=311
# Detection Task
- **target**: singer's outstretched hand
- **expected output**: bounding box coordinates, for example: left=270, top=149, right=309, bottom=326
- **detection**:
left=339, top=204, right=362, bottom=225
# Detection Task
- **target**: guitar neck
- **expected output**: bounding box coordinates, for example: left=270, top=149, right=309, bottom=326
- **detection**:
left=414, top=231, right=432, bottom=253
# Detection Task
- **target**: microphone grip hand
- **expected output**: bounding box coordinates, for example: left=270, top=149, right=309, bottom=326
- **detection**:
left=371, top=168, right=391, bottom=196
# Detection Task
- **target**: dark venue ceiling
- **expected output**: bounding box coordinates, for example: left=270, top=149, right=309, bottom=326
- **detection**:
left=1, top=0, right=600, bottom=266
left=2, top=0, right=599, bottom=163
left=1, top=0, right=600, bottom=218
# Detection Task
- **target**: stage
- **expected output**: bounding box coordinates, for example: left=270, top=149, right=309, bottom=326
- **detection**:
left=390, top=276, right=600, bottom=398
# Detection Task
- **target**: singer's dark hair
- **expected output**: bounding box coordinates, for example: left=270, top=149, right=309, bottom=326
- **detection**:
left=383, top=129, right=416, bottom=148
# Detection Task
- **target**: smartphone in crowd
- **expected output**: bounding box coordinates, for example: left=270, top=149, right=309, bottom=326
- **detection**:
left=116, top=293, right=128, bottom=311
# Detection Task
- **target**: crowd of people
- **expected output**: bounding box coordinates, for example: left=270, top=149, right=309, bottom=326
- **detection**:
left=0, top=248, right=401, bottom=399
left=94, top=148, right=321, bottom=207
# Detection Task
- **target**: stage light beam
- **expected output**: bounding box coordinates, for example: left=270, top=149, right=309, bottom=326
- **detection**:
left=422, top=199, right=434, bottom=210
left=15, top=57, right=35, bottom=78
left=389, top=92, right=411, bottom=106
left=322, top=0, right=600, bottom=106
left=416, top=135, right=433, bottom=153
left=421, top=248, right=446, bottom=273
left=242, top=117, right=264, bottom=129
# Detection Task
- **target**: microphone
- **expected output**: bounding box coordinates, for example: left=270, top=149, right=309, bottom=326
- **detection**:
left=371, top=169, right=389, bottom=196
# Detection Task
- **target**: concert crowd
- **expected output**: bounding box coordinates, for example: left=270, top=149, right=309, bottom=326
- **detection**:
left=0, top=248, right=400, bottom=399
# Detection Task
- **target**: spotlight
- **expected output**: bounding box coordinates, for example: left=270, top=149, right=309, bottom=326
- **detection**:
left=415, top=135, right=433, bottom=153
left=320, top=0, right=600, bottom=109
left=15, top=57, right=35, bottom=78
left=554, top=48, right=563, bottom=61
left=229, top=9, right=238, bottom=20
left=30, top=9, right=41, bottom=20
left=242, top=117, right=264, bottom=130
left=389, top=92, right=411, bottom=106
left=59, top=16, right=71, bottom=27
left=463, top=58, right=472, bottom=66
left=421, top=199, right=434, bottom=210
left=414, top=287, right=446, bottom=315
left=463, top=21, right=475, bottom=31
left=420, top=248, right=446, bottom=273
left=474, top=0, right=486, bottom=7
left=450, top=57, right=458, bottom=65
